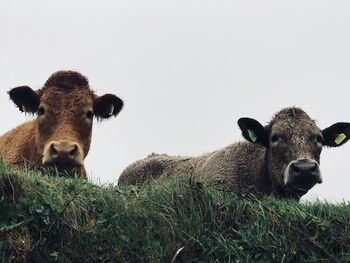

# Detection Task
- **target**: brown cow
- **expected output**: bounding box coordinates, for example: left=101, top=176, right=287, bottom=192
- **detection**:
left=119, top=107, right=350, bottom=200
left=0, top=70, right=123, bottom=178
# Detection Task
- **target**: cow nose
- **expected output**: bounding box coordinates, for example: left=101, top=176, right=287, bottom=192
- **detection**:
left=45, top=140, right=83, bottom=165
left=290, top=160, right=318, bottom=176
left=285, top=159, right=322, bottom=186
left=50, top=142, right=78, bottom=159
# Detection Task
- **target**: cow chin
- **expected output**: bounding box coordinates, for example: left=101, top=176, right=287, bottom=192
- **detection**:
left=284, top=181, right=317, bottom=198
left=42, top=162, right=86, bottom=178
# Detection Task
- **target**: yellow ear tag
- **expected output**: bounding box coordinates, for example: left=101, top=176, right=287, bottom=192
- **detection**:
left=335, top=133, right=346, bottom=145
left=108, top=105, right=115, bottom=117
left=248, top=129, right=257, bottom=143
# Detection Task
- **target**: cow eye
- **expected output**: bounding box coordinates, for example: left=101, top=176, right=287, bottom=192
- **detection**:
left=37, top=107, right=45, bottom=116
left=86, top=110, right=94, bottom=120
left=270, top=134, right=280, bottom=144
left=316, top=134, right=323, bottom=144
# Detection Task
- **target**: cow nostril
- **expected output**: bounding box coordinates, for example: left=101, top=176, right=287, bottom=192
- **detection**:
left=291, top=163, right=300, bottom=174
left=69, top=145, right=78, bottom=158
left=50, top=144, right=58, bottom=157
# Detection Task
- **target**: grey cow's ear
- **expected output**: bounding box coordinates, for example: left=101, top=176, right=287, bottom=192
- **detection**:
left=8, top=86, right=40, bottom=114
left=238, top=118, right=268, bottom=147
left=93, top=94, right=124, bottom=119
left=322, top=122, right=350, bottom=147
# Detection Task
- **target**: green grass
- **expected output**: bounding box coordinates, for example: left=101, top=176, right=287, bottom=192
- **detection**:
left=0, top=161, right=349, bottom=263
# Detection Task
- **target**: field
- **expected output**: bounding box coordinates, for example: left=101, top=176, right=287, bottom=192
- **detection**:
left=0, top=161, right=349, bottom=263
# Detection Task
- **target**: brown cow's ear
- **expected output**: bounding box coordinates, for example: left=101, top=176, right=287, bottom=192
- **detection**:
left=322, top=122, right=350, bottom=147
left=238, top=117, right=268, bottom=147
left=93, top=94, right=124, bottom=119
left=8, top=86, right=40, bottom=114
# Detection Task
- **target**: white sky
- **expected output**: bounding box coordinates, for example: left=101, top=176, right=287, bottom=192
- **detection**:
left=0, top=0, right=349, bottom=202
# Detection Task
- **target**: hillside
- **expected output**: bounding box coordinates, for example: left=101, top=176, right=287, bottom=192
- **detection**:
left=0, top=162, right=349, bottom=262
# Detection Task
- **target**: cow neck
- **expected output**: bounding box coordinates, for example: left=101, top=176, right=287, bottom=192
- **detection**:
left=257, top=149, right=273, bottom=195
left=255, top=149, right=274, bottom=195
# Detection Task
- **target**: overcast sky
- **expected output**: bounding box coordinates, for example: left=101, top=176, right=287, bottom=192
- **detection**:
left=0, top=0, right=350, bottom=202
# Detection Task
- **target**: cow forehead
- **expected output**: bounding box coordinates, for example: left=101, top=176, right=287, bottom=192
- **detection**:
left=269, top=107, right=321, bottom=136
left=39, top=87, right=94, bottom=109
left=271, top=120, right=321, bottom=138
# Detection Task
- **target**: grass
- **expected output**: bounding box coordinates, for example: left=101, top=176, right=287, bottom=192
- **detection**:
left=0, top=161, right=349, bottom=263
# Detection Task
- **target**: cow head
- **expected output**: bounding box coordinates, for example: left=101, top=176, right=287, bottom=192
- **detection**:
left=238, top=107, right=350, bottom=199
left=8, top=71, right=123, bottom=178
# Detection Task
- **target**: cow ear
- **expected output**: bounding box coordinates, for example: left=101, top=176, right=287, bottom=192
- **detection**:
left=238, top=117, right=268, bottom=147
left=8, top=86, right=40, bottom=114
left=93, top=94, right=124, bottom=119
left=322, top=122, right=350, bottom=147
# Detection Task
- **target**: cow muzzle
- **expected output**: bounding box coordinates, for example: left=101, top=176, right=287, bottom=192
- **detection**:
left=284, top=159, right=322, bottom=194
left=42, top=140, right=84, bottom=176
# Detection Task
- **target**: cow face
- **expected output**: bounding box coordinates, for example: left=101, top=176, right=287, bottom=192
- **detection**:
left=8, top=71, right=123, bottom=178
left=238, top=107, right=350, bottom=199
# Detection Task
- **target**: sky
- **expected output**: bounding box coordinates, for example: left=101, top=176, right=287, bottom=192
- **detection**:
left=0, top=0, right=350, bottom=202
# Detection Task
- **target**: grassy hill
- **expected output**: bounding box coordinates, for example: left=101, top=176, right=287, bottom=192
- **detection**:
left=0, top=162, right=349, bottom=263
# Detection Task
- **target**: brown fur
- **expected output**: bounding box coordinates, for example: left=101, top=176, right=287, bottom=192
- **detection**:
left=0, top=71, right=123, bottom=178
left=119, top=107, right=350, bottom=200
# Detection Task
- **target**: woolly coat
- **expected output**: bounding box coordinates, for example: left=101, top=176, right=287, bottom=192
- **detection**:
left=119, top=142, right=271, bottom=195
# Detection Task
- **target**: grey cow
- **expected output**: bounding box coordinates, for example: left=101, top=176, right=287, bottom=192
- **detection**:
left=119, top=107, right=350, bottom=199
